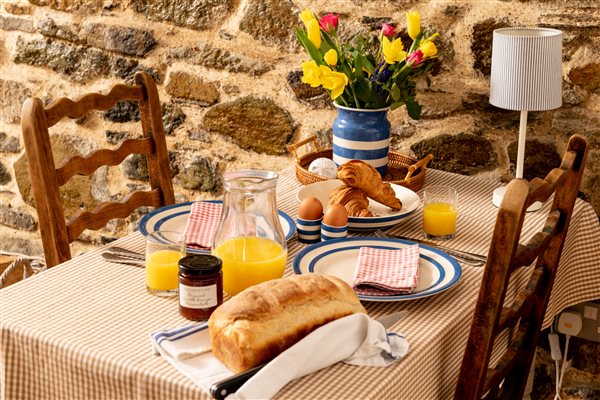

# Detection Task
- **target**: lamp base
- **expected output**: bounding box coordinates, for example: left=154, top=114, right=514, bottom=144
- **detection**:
left=492, top=186, right=543, bottom=212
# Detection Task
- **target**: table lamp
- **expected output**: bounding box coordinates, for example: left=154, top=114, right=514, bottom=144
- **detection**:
left=489, top=27, right=562, bottom=211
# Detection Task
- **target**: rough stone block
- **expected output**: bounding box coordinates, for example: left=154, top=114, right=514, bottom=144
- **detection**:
left=411, top=133, right=498, bottom=175
left=239, top=0, right=300, bottom=50
left=14, top=38, right=138, bottom=82
left=36, top=18, right=83, bottom=43
left=82, top=23, right=156, bottom=57
left=507, top=139, right=561, bottom=180
left=553, top=108, right=600, bottom=142
left=130, top=0, right=235, bottom=31
left=161, top=103, right=186, bottom=135
left=165, top=44, right=272, bottom=76
left=174, top=155, right=217, bottom=191
left=566, top=45, right=600, bottom=91
left=165, top=71, right=219, bottom=105
left=28, top=0, right=102, bottom=12
left=0, top=79, right=30, bottom=124
left=121, top=154, right=148, bottom=180
left=0, top=14, right=34, bottom=32
left=0, top=132, right=21, bottom=153
left=286, top=70, right=331, bottom=109
left=0, top=205, right=36, bottom=231
left=4, top=2, right=32, bottom=14
left=0, top=162, right=11, bottom=185
left=471, top=18, right=508, bottom=76
left=104, top=130, right=131, bottom=145
left=104, top=100, right=140, bottom=122
left=202, top=97, right=294, bottom=155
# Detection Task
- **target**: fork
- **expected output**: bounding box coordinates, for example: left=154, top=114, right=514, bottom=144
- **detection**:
left=372, top=230, right=486, bottom=267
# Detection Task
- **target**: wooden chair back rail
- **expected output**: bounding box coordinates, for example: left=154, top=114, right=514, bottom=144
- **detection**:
left=55, top=138, right=154, bottom=186
left=67, top=189, right=162, bottom=241
left=454, top=135, right=588, bottom=400
left=497, top=268, right=544, bottom=332
left=44, top=85, right=145, bottom=127
left=22, top=71, right=175, bottom=268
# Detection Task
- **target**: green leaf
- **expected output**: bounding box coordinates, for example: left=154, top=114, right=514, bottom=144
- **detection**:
left=390, top=101, right=405, bottom=110
left=295, top=29, right=323, bottom=63
left=406, top=100, right=422, bottom=120
left=390, top=83, right=401, bottom=102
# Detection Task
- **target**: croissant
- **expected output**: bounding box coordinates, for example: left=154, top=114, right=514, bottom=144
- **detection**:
left=337, top=160, right=402, bottom=210
left=328, top=185, right=374, bottom=217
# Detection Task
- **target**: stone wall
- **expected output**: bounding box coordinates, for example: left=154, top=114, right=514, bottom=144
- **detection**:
left=0, top=1, right=599, bottom=396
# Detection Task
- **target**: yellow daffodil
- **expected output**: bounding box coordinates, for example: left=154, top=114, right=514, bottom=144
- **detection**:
left=300, top=60, right=323, bottom=87
left=419, top=40, right=438, bottom=58
left=406, top=11, right=420, bottom=40
left=324, top=49, right=338, bottom=66
left=382, top=36, right=406, bottom=64
left=320, top=69, right=348, bottom=100
left=300, top=8, right=321, bottom=49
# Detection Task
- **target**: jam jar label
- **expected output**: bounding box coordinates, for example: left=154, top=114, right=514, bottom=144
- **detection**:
left=180, top=284, right=218, bottom=308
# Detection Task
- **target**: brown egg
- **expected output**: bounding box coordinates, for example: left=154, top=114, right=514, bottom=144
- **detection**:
left=298, top=196, right=324, bottom=220
left=323, top=204, right=349, bottom=227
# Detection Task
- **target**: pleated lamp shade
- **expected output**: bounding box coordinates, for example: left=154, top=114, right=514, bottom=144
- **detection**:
left=489, top=27, right=563, bottom=111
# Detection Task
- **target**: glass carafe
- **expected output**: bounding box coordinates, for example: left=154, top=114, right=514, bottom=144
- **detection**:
left=212, top=170, right=287, bottom=295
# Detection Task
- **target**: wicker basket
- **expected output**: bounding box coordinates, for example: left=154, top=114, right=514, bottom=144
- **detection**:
left=287, top=135, right=432, bottom=192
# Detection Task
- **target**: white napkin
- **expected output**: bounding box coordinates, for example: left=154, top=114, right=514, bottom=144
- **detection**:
left=150, top=313, right=409, bottom=399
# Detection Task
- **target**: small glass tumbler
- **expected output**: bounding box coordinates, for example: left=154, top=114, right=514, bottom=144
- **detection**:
left=145, top=231, right=186, bottom=297
left=422, top=186, right=458, bottom=240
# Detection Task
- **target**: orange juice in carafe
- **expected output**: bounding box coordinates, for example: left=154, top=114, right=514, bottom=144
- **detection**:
left=213, top=236, right=287, bottom=295
left=212, top=170, right=287, bottom=295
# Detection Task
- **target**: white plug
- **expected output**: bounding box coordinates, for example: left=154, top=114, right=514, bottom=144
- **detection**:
left=548, top=332, right=562, bottom=361
left=556, top=311, right=583, bottom=336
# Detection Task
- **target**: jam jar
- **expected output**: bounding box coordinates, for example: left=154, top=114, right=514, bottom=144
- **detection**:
left=178, top=254, right=223, bottom=321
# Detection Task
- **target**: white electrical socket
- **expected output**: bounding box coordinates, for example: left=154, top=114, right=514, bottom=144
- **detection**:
left=557, top=311, right=583, bottom=336
left=584, top=305, right=598, bottom=320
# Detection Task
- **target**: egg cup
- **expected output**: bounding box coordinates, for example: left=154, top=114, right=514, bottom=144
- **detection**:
left=297, top=217, right=322, bottom=244
left=320, top=222, right=348, bottom=241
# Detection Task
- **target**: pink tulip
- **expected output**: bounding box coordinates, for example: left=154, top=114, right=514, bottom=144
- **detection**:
left=407, top=50, right=423, bottom=67
left=381, top=23, right=396, bottom=38
left=319, top=13, right=339, bottom=33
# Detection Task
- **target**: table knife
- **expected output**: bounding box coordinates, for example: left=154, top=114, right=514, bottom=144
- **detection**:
left=208, top=311, right=408, bottom=400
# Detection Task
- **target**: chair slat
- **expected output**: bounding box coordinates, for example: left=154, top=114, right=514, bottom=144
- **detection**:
left=55, top=138, right=154, bottom=186
left=67, top=189, right=162, bottom=241
left=45, top=85, right=145, bottom=127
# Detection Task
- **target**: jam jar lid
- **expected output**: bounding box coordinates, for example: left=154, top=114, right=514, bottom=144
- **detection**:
left=179, top=254, right=222, bottom=276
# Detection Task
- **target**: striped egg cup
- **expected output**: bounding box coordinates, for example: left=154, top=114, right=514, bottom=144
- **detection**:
left=296, top=217, right=322, bottom=244
left=321, top=222, right=348, bottom=241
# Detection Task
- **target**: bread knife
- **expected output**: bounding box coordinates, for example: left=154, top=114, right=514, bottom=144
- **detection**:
left=208, top=310, right=407, bottom=399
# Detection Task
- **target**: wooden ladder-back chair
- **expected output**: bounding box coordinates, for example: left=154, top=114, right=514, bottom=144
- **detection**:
left=21, top=72, right=175, bottom=269
left=454, top=134, right=588, bottom=400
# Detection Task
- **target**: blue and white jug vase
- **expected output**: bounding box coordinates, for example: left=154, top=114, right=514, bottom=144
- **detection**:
left=332, top=104, right=391, bottom=177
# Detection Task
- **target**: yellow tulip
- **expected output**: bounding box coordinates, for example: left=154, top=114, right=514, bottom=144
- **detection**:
left=299, top=8, right=315, bottom=26
left=382, top=36, right=407, bottom=64
left=419, top=40, right=438, bottom=58
left=300, top=60, right=323, bottom=87
left=406, top=11, right=420, bottom=40
left=320, top=70, right=348, bottom=100
left=324, top=49, right=338, bottom=66
left=306, top=18, right=322, bottom=49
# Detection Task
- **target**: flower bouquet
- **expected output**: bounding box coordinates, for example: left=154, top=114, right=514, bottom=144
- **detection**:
left=295, top=8, right=439, bottom=119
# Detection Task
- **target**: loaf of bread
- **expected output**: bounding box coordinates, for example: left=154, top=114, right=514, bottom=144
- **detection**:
left=208, top=274, right=367, bottom=373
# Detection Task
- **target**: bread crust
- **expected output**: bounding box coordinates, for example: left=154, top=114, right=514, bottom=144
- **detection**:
left=337, top=160, right=402, bottom=210
left=208, top=274, right=367, bottom=373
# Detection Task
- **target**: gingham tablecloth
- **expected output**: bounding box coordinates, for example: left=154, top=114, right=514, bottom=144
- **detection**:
left=2, top=167, right=599, bottom=400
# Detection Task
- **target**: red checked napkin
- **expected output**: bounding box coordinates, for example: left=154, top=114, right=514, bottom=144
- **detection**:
left=352, top=245, right=420, bottom=296
left=184, top=202, right=222, bottom=250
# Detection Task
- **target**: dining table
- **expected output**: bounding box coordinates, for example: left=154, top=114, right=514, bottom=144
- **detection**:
left=1, top=166, right=599, bottom=400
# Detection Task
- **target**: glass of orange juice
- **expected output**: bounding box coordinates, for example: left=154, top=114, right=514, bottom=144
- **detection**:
left=423, top=186, right=458, bottom=240
left=145, top=231, right=186, bottom=296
